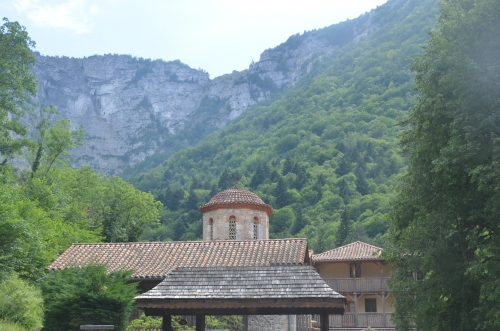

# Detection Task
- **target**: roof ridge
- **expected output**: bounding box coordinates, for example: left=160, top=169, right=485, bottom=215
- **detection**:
left=70, top=238, right=308, bottom=246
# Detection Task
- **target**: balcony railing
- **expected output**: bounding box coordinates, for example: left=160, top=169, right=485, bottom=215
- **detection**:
left=312, top=313, right=394, bottom=328
left=323, top=277, right=390, bottom=293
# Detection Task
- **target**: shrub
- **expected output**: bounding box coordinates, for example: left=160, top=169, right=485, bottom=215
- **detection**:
left=41, top=265, right=137, bottom=331
left=0, top=273, right=43, bottom=330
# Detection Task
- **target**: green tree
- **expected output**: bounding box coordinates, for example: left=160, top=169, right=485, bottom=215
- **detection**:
left=29, top=105, right=84, bottom=177
left=336, top=207, right=350, bottom=247
left=101, top=176, right=162, bottom=242
left=41, top=265, right=137, bottom=331
left=0, top=273, right=43, bottom=330
left=0, top=18, right=36, bottom=165
left=218, top=168, right=232, bottom=190
left=282, top=156, right=294, bottom=175
left=387, top=0, right=500, bottom=330
left=274, top=175, right=288, bottom=208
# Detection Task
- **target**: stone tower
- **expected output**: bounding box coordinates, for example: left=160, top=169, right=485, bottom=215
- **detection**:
left=199, top=188, right=273, bottom=241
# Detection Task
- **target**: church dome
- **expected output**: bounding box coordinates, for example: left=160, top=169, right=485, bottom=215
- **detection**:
left=199, top=188, right=273, bottom=216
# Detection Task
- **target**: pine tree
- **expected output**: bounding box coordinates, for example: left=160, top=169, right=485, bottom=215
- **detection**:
left=291, top=207, right=306, bottom=235
left=274, top=175, right=288, bottom=208
left=336, top=207, right=350, bottom=247
left=355, top=165, right=369, bottom=196
left=336, top=154, right=351, bottom=176
left=218, top=169, right=232, bottom=190
left=282, top=156, right=294, bottom=175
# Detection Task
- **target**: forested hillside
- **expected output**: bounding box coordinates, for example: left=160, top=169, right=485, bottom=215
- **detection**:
left=131, top=0, right=440, bottom=252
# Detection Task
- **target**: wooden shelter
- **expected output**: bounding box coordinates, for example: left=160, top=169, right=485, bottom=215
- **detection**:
left=136, top=265, right=346, bottom=331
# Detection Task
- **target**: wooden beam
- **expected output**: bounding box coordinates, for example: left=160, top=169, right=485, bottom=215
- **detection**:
left=196, top=313, right=205, bottom=331
left=162, top=315, right=172, bottom=331
left=145, top=307, right=344, bottom=316
left=320, top=313, right=329, bottom=331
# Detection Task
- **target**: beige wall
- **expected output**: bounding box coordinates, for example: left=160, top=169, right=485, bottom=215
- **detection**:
left=317, top=261, right=392, bottom=278
left=202, top=208, right=269, bottom=240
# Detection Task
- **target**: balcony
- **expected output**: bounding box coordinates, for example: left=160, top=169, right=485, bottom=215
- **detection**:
left=323, top=277, right=390, bottom=293
left=331, top=313, right=394, bottom=328
left=304, top=313, right=394, bottom=329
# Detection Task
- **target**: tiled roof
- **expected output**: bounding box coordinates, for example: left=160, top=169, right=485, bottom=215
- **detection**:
left=48, top=239, right=308, bottom=279
left=199, top=188, right=273, bottom=215
left=312, top=241, right=383, bottom=262
left=136, top=266, right=345, bottom=301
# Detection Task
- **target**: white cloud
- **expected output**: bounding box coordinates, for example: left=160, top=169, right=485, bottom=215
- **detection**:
left=12, top=0, right=100, bottom=33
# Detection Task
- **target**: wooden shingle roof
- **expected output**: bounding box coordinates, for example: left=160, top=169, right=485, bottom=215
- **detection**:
left=48, top=239, right=308, bottom=279
left=312, top=241, right=383, bottom=262
left=136, top=266, right=346, bottom=314
left=199, top=188, right=273, bottom=215
left=136, top=266, right=344, bottom=300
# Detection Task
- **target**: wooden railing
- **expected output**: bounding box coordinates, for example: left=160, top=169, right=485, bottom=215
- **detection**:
left=313, top=313, right=394, bottom=328
left=323, top=277, right=390, bottom=293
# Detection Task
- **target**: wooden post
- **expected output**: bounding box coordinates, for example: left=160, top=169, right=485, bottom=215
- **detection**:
left=354, top=294, right=358, bottom=328
left=320, top=313, right=329, bottom=331
left=162, top=315, right=172, bottom=331
left=244, top=315, right=249, bottom=331
left=196, top=313, right=205, bottom=331
left=382, top=293, right=387, bottom=327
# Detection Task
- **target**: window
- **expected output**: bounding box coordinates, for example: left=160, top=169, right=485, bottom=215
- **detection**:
left=365, top=298, right=377, bottom=312
left=350, top=263, right=361, bottom=278
left=208, top=218, right=213, bottom=240
left=253, top=217, right=259, bottom=239
left=348, top=302, right=355, bottom=313
left=229, top=216, right=236, bottom=240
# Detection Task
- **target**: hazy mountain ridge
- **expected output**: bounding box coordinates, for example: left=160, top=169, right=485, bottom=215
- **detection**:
left=30, top=2, right=389, bottom=175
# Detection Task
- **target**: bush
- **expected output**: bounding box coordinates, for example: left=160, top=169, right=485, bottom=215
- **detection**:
left=41, top=265, right=137, bottom=331
left=0, top=320, right=27, bottom=331
left=0, top=273, right=43, bottom=330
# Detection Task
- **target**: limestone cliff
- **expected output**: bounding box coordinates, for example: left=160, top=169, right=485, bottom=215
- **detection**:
left=32, top=11, right=374, bottom=175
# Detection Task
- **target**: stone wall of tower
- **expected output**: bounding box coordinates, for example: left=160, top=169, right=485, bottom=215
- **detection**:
left=202, top=208, right=269, bottom=240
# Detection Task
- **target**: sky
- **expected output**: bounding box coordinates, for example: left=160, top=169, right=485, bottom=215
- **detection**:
left=2, top=0, right=388, bottom=78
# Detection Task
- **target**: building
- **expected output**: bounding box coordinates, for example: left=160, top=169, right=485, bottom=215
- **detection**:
left=312, top=241, right=394, bottom=330
left=48, top=188, right=394, bottom=330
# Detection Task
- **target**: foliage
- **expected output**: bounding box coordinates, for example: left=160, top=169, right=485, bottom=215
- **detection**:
left=29, top=105, right=85, bottom=177
left=127, top=313, right=163, bottom=331
left=41, top=265, right=137, bottom=331
left=386, top=0, right=500, bottom=330
left=127, top=314, right=242, bottom=331
left=0, top=273, right=43, bottom=330
left=130, top=0, right=439, bottom=252
left=0, top=18, right=37, bottom=164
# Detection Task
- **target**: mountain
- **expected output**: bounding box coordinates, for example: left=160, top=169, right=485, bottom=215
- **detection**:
left=31, top=9, right=380, bottom=176
left=129, top=0, right=440, bottom=251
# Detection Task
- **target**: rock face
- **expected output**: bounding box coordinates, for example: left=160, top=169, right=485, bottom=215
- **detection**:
left=32, top=12, right=374, bottom=175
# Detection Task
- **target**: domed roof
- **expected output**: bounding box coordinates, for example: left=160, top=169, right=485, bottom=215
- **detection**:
left=199, top=188, right=273, bottom=215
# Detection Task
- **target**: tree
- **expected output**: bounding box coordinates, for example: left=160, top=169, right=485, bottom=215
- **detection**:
left=218, top=168, right=232, bottom=190
left=101, top=176, right=162, bottom=242
left=387, top=0, right=500, bottom=330
left=336, top=207, right=350, bottom=247
left=355, top=165, right=369, bottom=196
left=41, top=265, right=137, bottom=331
left=0, top=18, right=37, bottom=165
left=29, top=105, right=84, bottom=177
left=282, top=156, right=294, bottom=175
left=274, top=175, right=288, bottom=208
left=0, top=273, right=43, bottom=330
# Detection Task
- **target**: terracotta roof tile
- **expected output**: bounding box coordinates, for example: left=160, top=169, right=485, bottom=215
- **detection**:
left=48, top=239, right=308, bottom=279
left=312, top=241, right=383, bottom=262
left=199, top=188, right=273, bottom=215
